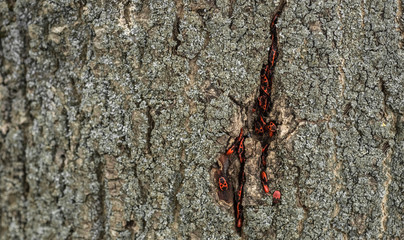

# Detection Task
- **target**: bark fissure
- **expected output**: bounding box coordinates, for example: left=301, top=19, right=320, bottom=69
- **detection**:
left=172, top=0, right=184, bottom=56
left=19, top=5, right=32, bottom=238
left=146, top=106, right=155, bottom=155
left=95, top=152, right=106, bottom=239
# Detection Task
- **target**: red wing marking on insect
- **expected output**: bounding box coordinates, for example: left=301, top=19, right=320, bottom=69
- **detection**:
left=254, top=121, right=265, bottom=135
left=258, top=95, right=268, bottom=112
left=261, top=171, right=268, bottom=182
left=270, top=13, right=279, bottom=29
left=273, top=190, right=281, bottom=205
left=237, top=218, right=242, bottom=228
left=218, top=176, right=229, bottom=191
left=238, top=138, right=245, bottom=155
left=237, top=185, right=243, bottom=199
left=226, top=145, right=236, bottom=155
left=263, top=184, right=270, bottom=193
left=269, top=48, right=278, bottom=68
left=260, top=85, right=271, bottom=96
left=236, top=202, right=242, bottom=218
left=261, top=73, right=269, bottom=86
left=262, top=144, right=269, bottom=153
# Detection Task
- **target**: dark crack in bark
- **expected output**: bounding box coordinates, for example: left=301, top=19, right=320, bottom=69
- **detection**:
left=172, top=0, right=184, bottom=56
left=19, top=6, right=32, bottom=238
left=228, top=0, right=236, bottom=18
left=146, top=106, right=155, bottom=155
left=171, top=145, right=186, bottom=234
left=124, top=1, right=132, bottom=28
left=95, top=152, right=106, bottom=239
left=396, top=0, right=404, bottom=47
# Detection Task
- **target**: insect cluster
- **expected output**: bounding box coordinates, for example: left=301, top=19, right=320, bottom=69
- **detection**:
left=213, top=3, right=285, bottom=233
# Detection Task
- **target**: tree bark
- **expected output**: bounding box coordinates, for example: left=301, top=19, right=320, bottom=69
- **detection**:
left=1, top=0, right=403, bottom=239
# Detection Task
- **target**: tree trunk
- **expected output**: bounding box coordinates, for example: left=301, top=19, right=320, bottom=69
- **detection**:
left=1, top=0, right=403, bottom=239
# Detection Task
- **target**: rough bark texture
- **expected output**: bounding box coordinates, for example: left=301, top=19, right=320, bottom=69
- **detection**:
left=1, top=0, right=403, bottom=239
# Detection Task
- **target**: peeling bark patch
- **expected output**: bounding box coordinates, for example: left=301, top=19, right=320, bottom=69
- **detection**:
left=379, top=148, right=393, bottom=237
left=174, top=6, right=207, bottom=59
left=124, top=1, right=132, bottom=28
left=295, top=165, right=308, bottom=236
left=309, top=21, right=322, bottom=34
left=338, top=58, right=346, bottom=98
left=360, top=0, right=365, bottom=28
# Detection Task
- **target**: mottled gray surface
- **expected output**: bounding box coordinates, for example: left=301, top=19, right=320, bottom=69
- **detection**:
left=0, top=0, right=403, bottom=239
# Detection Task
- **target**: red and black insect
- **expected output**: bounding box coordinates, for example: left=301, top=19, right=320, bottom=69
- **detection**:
left=235, top=132, right=246, bottom=231
left=217, top=128, right=246, bottom=232
left=226, top=128, right=243, bottom=155
left=252, top=4, right=284, bottom=201
left=218, top=176, right=229, bottom=191
left=260, top=144, right=270, bottom=193
left=273, top=190, right=281, bottom=205
left=216, top=2, right=285, bottom=233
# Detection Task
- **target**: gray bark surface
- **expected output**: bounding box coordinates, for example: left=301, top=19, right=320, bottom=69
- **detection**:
left=1, top=0, right=403, bottom=239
